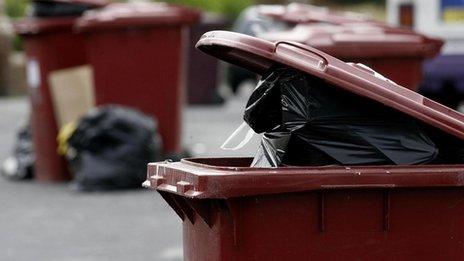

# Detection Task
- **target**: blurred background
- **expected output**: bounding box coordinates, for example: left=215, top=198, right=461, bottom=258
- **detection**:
left=0, top=0, right=463, bottom=260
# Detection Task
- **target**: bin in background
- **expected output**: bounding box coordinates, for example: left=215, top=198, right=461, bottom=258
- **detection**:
left=76, top=2, right=200, bottom=155
left=257, top=2, right=416, bottom=35
left=226, top=3, right=427, bottom=93
left=14, top=0, right=106, bottom=182
left=227, top=5, right=291, bottom=93
left=145, top=31, right=464, bottom=260
left=260, top=24, right=443, bottom=91
left=258, top=3, right=373, bottom=26
left=186, top=13, right=229, bottom=105
left=257, top=3, right=444, bottom=91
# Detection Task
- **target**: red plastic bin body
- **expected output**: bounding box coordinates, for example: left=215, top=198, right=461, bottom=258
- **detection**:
left=146, top=158, right=464, bottom=260
left=14, top=18, right=88, bottom=182
left=76, top=3, right=200, bottom=154
left=80, top=27, right=185, bottom=153
left=145, top=31, right=464, bottom=260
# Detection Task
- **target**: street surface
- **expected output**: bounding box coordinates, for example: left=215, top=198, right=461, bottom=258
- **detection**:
left=0, top=93, right=260, bottom=261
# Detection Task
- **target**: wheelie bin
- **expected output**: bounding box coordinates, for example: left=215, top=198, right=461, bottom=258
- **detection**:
left=145, top=31, right=464, bottom=260
left=75, top=2, right=200, bottom=155
left=14, top=0, right=107, bottom=182
left=259, top=23, right=443, bottom=91
left=227, top=4, right=430, bottom=93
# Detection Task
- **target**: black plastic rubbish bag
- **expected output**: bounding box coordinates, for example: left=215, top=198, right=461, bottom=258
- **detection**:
left=245, top=67, right=458, bottom=167
left=31, top=0, right=98, bottom=17
left=67, top=106, right=162, bottom=191
left=1, top=124, right=35, bottom=180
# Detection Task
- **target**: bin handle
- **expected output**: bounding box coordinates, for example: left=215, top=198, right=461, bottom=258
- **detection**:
left=274, top=41, right=329, bottom=72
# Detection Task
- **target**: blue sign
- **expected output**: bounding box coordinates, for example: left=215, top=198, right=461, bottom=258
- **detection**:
left=442, top=0, right=464, bottom=8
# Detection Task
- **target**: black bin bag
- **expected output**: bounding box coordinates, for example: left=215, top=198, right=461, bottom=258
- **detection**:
left=67, top=106, right=162, bottom=191
left=245, top=67, right=458, bottom=167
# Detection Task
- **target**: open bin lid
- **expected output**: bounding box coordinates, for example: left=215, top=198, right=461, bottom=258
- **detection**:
left=75, top=2, right=201, bottom=32
left=196, top=31, right=464, bottom=140
left=259, top=24, right=443, bottom=58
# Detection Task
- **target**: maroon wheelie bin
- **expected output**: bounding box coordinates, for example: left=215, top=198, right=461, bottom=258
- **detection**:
left=76, top=2, right=200, bottom=155
left=14, top=0, right=107, bottom=182
left=145, top=31, right=464, bottom=260
left=260, top=23, right=443, bottom=91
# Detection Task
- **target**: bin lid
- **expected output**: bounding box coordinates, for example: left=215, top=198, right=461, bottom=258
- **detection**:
left=75, top=2, right=201, bottom=32
left=259, top=24, right=443, bottom=58
left=196, top=31, right=464, bottom=140
left=14, top=17, right=76, bottom=35
left=32, top=0, right=109, bottom=8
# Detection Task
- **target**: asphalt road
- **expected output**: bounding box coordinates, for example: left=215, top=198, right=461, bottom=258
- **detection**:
left=0, top=94, right=260, bottom=261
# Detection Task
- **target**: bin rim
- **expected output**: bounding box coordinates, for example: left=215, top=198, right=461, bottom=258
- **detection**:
left=196, top=30, right=464, bottom=141
left=75, top=2, right=201, bottom=33
left=14, top=17, right=77, bottom=35
left=145, top=158, right=464, bottom=199
left=32, top=0, right=109, bottom=8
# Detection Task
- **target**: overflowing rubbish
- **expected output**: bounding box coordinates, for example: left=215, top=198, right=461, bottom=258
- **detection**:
left=243, top=67, right=464, bottom=167
left=1, top=124, right=35, bottom=180
left=65, top=105, right=162, bottom=191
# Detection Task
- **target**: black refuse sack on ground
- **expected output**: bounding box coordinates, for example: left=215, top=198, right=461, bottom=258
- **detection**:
left=246, top=67, right=464, bottom=167
left=31, top=0, right=99, bottom=17
left=67, top=106, right=162, bottom=191
left=1, top=124, right=35, bottom=180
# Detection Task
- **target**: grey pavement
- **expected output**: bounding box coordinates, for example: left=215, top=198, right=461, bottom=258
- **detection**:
left=0, top=93, right=260, bottom=261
